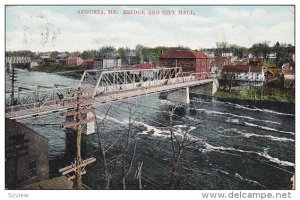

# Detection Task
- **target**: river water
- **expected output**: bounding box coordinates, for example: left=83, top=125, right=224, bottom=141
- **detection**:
left=6, top=69, right=295, bottom=190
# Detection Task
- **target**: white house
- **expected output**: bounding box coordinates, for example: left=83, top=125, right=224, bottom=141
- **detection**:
left=94, top=58, right=122, bottom=70
left=221, top=65, right=265, bottom=86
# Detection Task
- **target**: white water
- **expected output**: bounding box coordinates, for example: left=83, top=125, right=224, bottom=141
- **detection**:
left=243, top=122, right=295, bottom=135
left=210, top=99, right=294, bottom=117
left=202, top=143, right=294, bottom=167
left=195, top=108, right=280, bottom=124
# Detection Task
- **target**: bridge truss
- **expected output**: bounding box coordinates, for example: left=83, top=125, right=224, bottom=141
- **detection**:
left=79, top=67, right=199, bottom=97
left=5, top=67, right=210, bottom=119
left=6, top=57, right=32, bottom=64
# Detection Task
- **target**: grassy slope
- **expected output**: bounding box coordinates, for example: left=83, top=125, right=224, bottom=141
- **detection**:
left=214, top=86, right=295, bottom=103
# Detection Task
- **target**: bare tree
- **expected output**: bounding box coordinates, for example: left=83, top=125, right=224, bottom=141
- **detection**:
left=95, top=105, right=114, bottom=190
left=121, top=106, right=137, bottom=189
left=134, top=161, right=143, bottom=189
left=168, top=106, right=202, bottom=188
left=94, top=101, right=141, bottom=190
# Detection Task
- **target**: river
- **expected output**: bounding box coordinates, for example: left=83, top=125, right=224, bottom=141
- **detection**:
left=6, top=69, right=295, bottom=190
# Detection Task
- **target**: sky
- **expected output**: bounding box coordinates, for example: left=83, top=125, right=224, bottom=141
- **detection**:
left=5, top=5, right=295, bottom=52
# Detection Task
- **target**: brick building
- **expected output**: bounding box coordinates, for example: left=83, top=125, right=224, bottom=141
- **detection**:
left=159, top=50, right=211, bottom=74
left=83, top=58, right=94, bottom=68
left=66, top=57, right=83, bottom=66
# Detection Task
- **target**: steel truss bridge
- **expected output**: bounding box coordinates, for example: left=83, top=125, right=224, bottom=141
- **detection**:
left=6, top=56, right=32, bottom=64
left=5, top=67, right=217, bottom=119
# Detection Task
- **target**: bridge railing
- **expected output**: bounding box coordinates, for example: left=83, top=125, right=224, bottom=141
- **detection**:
left=5, top=86, right=73, bottom=113
left=96, top=68, right=192, bottom=96
left=5, top=56, right=32, bottom=63
left=79, top=67, right=214, bottom=98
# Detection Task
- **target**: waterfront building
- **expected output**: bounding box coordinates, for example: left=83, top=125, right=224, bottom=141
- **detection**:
left=159, top=50, right=211, bottom=74
left=5, top=118, right=49, bottom=189
left=93, top=57, right=122, bottom=70
left=66, top=56, right=83, bottom=66
left=221, top=65, right=265, bottom=86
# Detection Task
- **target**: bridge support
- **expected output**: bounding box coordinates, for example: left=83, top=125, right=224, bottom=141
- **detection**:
left=186, top=87, right=190, bottom=104
left=82, top=112, right=95, bottom=135
left=167, top=87, right=190, bottom=104
left=190, top=79, right=219, bottom=96
left=6, top=62, right=12, bottom=72
left=65, top=112, right=95, bottom=136
left=29, top=62, right=38, bottom=69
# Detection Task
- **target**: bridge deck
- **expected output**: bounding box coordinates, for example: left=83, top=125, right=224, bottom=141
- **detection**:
left=5, top=78, right=216, bottom=119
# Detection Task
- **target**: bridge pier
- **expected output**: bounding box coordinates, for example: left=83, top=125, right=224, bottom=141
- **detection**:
left=6, top=62, right=12, bottom=72
left=167, top=87, right=190, bottom=104
left=65, top=112, right=95, bottom=135
left=82, top=112, right=95, bottom=135
left=186, top=87, right=190, bottom=104
left=190, top=79, right=219, bottom=96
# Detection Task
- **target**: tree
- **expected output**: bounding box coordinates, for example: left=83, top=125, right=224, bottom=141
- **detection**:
left=135, top=44, right=144, bottom=63
left=50, top=51, right=59, bottom=59
left=98, top=46, right=117, bottom=58
left=272, top=42, right=295, bottom=68
left=249, top=41, right=270, bottom=60
left=70, top=51, right=81, bottom=57
left=94, top=103, right=140, bottom=190
left=121, top=106, right=137, bottom=190
left=168, top=106, right=201, bottom=188
left=117, top=47, right=126, bottom=64
left=81, top=50, right=97, bottom=59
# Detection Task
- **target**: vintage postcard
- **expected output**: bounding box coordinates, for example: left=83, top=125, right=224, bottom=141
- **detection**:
left=4, top=3, right=295, bottom=198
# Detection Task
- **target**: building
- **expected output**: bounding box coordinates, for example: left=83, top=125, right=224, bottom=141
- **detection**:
left=5, top=118, right=49, bottom=189
left=83, top=58, right=94, bottom=68
left=93, top=58, right=122, bottom=70
left=282, top=69, right=295, bottom=88
left=58, top=59, right=67, bottom=65
left=249, top=59, right=263, bottom=67
left=159, top=50, right=211, bottom=74
left=221, top=65, right=265, bottom=86
left=38, top=52, right=51, bottom=60
left=66, top=57, right=83, bottom=66
left=221, top=52, right=233, bottom=57
left=136, top=63, right=155, bottom=69
left=265, top=68, right=282, bottom=83
left=57, top=52, right=68, bottom=59
left=214, top=57, right=232, bottom=68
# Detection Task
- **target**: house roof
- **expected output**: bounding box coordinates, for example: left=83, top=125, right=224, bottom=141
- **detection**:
left=267, top=68, right=282, bottom=75
left=159, top=51, right=209, bottom=59
left=85, top=58, right=94, bottom=63
left=223, top=65, right=250, bottom=73
left=282, top=69, right=295, bottom=75
left=137, top=63, right=154, bottom=68
left=222, top=65, right=263, bottom=73
left=251, top=66, right=263, bottom=73
left=66, top=57, right=81, bottom=61
left=215, top=57, right=231, bottom=66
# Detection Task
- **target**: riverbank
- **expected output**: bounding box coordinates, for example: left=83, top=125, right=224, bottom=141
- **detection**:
left=214, top=86, right=295, bottom=104
left=26, top=62, right=87, bottom=79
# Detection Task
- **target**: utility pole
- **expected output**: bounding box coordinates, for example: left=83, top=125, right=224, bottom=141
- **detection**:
left=59, top=87, right=96, bottom=189
left=75, top=88, right=82, bottom=189
left=9, top=63, right=17, bottom=105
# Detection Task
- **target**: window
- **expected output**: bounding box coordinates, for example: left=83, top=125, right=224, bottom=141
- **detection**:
left=29, top=160, right=37, bottom=178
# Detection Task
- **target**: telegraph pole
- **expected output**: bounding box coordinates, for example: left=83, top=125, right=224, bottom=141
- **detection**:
left=10, top=64, right=17, bottom=105
left=75, top=88, right=82, bottom=189
left=59, top=87, right=96, bottom=189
